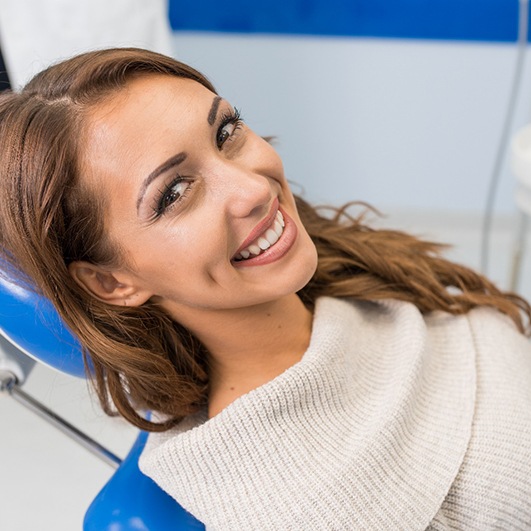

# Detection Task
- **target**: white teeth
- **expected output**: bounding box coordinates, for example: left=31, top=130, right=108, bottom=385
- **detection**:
left=234, top=209, right=286, bottom=261
left=265, top=228, right=279, bottom=245
left=248, top=244, right=261, bottom=256
left=257, top=237, right=271, bottom=250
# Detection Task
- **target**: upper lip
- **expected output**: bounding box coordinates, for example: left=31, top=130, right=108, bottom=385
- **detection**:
left=233, top=198, right=280, bottom=257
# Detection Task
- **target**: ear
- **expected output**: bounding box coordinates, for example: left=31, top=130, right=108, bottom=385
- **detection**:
left=68, top=261, right=152, bottom=307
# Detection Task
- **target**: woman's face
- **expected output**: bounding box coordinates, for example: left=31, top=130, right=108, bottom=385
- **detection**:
left=79, top=74, right=318, bottom=324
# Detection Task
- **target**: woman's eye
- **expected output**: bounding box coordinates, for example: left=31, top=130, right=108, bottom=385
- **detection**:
left=154, top=178, right=192, bottom=217
left=216, top=122, right=237, bottom=149
left=216, top=108, right=243, bottom=150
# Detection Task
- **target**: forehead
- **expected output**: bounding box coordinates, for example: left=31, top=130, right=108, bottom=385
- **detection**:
left=79, top=74, right=215, bottom=194
left=83, top=74, right=215, bottom=155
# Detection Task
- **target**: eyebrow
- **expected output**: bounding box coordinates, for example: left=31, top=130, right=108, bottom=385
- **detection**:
left=136, top=96, right=223, bottom=212
left=136, top=152, right=187, bottom=211
left=208, top=96, right=222, bottom=125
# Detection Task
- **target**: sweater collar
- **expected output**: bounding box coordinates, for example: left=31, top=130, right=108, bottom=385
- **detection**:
left=141, top=297, right=476, bottom=529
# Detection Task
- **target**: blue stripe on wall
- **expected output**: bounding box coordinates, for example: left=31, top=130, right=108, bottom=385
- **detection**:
left=168, top=0, right=524, bottom=42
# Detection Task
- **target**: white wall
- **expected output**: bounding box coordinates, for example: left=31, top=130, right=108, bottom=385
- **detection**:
left=170, top=33, right=531, bottom=216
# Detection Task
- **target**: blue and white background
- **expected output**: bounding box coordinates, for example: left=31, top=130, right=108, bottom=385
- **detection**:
left=1, top=2, right=531, bottom=529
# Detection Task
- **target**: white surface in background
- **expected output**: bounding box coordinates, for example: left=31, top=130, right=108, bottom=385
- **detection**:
left=0, top=0, right=172, bottom=88
left=511, top=123, right=531, bottom=215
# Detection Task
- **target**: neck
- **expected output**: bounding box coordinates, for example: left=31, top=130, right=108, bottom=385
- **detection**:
left=168, top=294, right=313, bottom=418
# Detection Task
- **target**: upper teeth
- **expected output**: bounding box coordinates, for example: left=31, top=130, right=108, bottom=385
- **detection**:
left=234, top=210, right=285, bottom=261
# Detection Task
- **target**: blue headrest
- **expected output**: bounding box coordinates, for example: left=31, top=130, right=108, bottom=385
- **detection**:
left=0, top=274, right=86, bottom=378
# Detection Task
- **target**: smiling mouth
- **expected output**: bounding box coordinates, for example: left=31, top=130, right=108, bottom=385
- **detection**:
left=233, top=210, right=285, bottom=262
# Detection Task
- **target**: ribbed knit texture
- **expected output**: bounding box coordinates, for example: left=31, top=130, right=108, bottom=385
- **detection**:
left=140, top=297, right=531, bottom=530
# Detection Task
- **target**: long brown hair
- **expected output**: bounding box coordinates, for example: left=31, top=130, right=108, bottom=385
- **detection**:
left=0, top=48, right=529, bottom=432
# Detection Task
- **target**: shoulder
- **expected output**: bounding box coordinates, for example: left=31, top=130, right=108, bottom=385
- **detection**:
left=433, top=306, right=531, bottom=526
left=445, top=304, right=531, bottom=389
left=463, top=305, right=531, bottom=423
left=364, top=300, right=531, bottom=526
left=337, top=296, right=530, bottom=357
left=465, top=304, right=531, bottom=357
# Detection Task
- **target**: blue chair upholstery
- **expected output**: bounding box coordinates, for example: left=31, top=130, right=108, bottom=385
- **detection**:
left=0, top=273, right=205, bottom=530
left=0, top=275, right=85, bottom=377
left=84, top=430, right=204, bottom=530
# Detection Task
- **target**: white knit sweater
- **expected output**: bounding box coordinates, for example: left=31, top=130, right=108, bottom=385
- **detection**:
left=140, top=297, right=531, bottom=530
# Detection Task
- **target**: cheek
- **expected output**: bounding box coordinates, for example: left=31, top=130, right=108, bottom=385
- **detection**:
left=134, top=220, right=226, bottom=277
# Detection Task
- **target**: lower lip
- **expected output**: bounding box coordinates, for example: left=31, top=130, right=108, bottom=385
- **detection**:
left=232, top=208, right=298, bottom=268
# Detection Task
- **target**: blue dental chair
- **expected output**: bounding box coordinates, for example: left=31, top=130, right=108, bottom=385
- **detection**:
left=0, top=274, right=204, bottom=530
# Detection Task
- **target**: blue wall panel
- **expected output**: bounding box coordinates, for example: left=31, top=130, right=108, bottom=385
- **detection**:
left=168, top=0, right=523, bottom=42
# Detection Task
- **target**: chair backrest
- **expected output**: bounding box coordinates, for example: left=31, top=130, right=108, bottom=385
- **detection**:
left=0, top=274, right=85, bottom=377
left=0, top=272, right=205, bottom=530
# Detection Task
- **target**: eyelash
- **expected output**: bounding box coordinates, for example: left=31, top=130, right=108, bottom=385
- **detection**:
left=217, top=107, right=244, bottom=149
left=151, top=107, right=244, bottom=219
left=152, top=177, right=193, bottom=218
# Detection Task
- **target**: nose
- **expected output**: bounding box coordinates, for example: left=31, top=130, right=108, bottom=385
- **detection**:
left=209, top=159, right=273, bottom=220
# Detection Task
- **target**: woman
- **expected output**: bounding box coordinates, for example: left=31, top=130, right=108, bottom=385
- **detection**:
left=0, top=48, right=530, bottom=530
